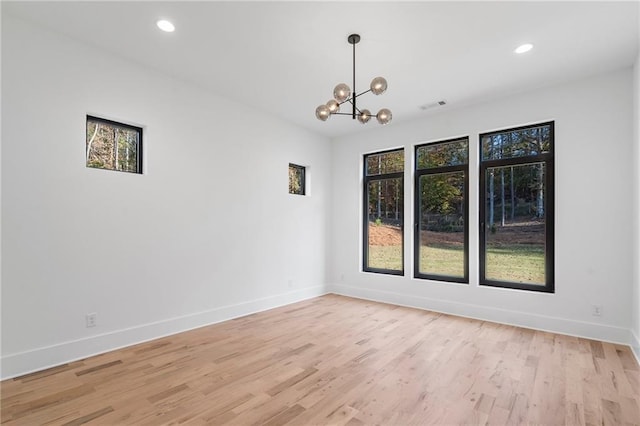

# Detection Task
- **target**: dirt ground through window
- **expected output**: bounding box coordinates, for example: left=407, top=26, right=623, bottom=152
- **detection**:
left=368, top=222, right=544, bottom=247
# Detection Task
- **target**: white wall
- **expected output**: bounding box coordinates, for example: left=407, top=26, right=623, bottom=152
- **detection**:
left=1, top=16, right=330, bottom=379
left=632, top=52, right=640, bottom=361
left=329, top=68, right=635, bottom=345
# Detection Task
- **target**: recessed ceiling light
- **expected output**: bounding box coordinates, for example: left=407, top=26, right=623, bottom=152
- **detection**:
left=156, top=20, right=175, bottom=33
left=514, top=43, right=533, bottom=54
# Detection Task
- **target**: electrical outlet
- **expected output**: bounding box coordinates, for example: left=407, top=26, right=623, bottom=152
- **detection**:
left=591, top=304, right=603, bottom=317
left=86, top=313, right=97, bottom=328
left=287, top=279, right=293, bottom=288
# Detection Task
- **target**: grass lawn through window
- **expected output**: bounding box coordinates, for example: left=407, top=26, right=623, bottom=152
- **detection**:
left=368, top=223, right=544, bottom=283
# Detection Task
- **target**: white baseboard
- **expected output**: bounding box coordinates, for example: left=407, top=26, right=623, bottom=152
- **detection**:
left=1, top=286, right=327, bottom=380
left=328, top=284, right=632, bottom=347
left=631, top=329, right=640, bottom=365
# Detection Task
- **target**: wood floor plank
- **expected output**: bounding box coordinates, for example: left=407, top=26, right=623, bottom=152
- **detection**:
left=2, top=294, right=639, bottom=425
left=2, top=383, right=95, bottom=421
left=60, top=406, right=114, bottom=426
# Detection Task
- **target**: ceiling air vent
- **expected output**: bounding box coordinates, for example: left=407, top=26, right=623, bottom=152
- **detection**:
left=419, top=100, right=447, bottom=111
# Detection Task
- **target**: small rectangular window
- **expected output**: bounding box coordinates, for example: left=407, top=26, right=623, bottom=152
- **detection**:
left=289, top=163, right=306, bottom=195
left=415, top=137, right=469, bottom=283
left=86, top=115, right=142, bottom=174
left=363, top=149, right=404, bottom=275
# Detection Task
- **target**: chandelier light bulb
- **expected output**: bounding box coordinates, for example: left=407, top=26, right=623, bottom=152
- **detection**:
left=326, top=99, right=340, bottom=114
left=358, top=109, right=372, bottom=124
left=333, top=83, right=351, bottom=102
left=376, top=108, right=392, bottom=125
left=370, top=77, right=387, bottom=95
left=315, top=104, right=331, bottom=121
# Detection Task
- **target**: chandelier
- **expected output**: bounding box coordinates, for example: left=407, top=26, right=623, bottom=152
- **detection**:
left=315, top=34, right=392, bottom=125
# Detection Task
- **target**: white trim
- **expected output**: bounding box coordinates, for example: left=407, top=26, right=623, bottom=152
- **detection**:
left=1, top=286, right=327, bottom=380
left=631, top=329, right=640, bottom=365
left=328, top=284, right=632, bottom=346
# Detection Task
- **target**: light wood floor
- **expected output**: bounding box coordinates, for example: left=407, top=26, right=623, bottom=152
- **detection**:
left=2, top=294, right=639, bottom=425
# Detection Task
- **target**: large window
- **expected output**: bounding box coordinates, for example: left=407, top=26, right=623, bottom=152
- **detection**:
left=415, top=138, right=469, bottom=283
left=363, top=149, right=404, bottom=275
left=86, top=115, right=142, bottom=174
left=479, top=122, right=554, bottom=292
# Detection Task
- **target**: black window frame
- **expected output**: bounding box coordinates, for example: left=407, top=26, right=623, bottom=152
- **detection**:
left=414, top=137, right=469, bottom=284
left=86, top=115, right=143, bottom=174
left=363, top=148, right=404, bottom=276
left=288, top=163, right=306, bottom=195
left=479, top=121, right=555, bottom=293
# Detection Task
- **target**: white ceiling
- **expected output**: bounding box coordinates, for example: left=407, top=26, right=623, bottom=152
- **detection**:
left=3, top=1, right=639, bottom=138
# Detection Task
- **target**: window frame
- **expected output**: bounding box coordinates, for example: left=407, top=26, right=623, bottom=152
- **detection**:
left=362, top=148, right=404, bottom=276
left=414, top=137, right=469, bottom=284
left=288, top=163, right=306, bottom=195
left=86, top=115, right=143, bottom=174
left=479, top=121, right=555, bottom=293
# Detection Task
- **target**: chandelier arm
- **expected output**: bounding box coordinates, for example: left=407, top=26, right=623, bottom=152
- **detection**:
left=344, top=98, right=365, bottom=115
left=350, top=99, right=365, bottom=115
left=353, top=89, right=372, bottom=99
left=336, top=89, right=372, bottom=107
